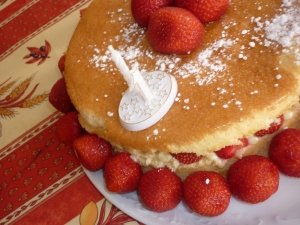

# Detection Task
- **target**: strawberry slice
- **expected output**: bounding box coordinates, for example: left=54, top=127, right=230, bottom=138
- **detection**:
left=269, top=128, right=300, bottom=177
left=175, top=0, right=229, bottom=23
left=215, top=137, right=248, bottom=159
left=171, top=152, right=202, bottom=164
left=148, top=7, right=204, bottom=54
left=254, top=114, right=284, bottom=137
left=183, top=171, right=230, bottom=216
left=131, top=0, right=174, bottom=27
left=138, top=167, right=183, bottom=212
left=228, top=155, right=279, bottom=204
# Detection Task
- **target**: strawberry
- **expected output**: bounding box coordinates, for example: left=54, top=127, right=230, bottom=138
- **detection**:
left=73, top=133, right=112, bottom=171
left=175, top=0, right=228, bottom=23
left=148, top=7, right=204, bottom=54
left=227, top=155, right=279, bottom=204
left=254, top=114, right=284, bottom=137
left=56, top=111, right=85, bottom=142
left=131, top=0, right=174, bottom=27
left=49, top=78, right=75, bottom=114
left=138, top=167, right=183, bottom=212
left=104, top=152, right=143, bottom=193
left=58, top=54, right=66, bottom=74
left=216, top=137, right=248, bottom=159
left=269, top=128, right=300, bottom=177
left=183, top=171, right=230, bottom=217
left=171, top=153, right=202, bottom=164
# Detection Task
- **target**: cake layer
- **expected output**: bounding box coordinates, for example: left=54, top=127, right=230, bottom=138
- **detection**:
left=80, top=103, right=300, bottom=178
left=65, top=0, right=300, bottom=170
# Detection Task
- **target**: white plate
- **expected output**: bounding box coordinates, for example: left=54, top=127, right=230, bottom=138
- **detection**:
left=84, top=168, right=300, bottom=225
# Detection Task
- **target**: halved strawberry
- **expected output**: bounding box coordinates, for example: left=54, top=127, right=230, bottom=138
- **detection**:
left=175, top=0, right=229, bottom=23
left=227, top=155, right=279, bottom=204
left=138, top=167, right=183, bottom=212
left=49, top=78, right=75, bottom=114
left=171, top=153, right=202, bottom=164
left=56, top=111, right=85, bottom=142
left=183, top=171, right=231, bottom=217
left=148, top=7, right=204, bottom=54
left=216, top=137, right=248, bottom=159
left=254, top=114, right=284, bottom=137
left=269, top=128, right=300, bottom=177
left=131, top=0, right=174, bottom=27
left=73, top=134, right=112, bottom=171
left=104, top=152, right=143, bottom=193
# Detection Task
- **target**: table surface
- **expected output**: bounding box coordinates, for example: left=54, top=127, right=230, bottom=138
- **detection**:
left=0, top=0, right=144, bottom=224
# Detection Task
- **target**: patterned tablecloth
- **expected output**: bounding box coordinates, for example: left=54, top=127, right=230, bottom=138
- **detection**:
left=0, top=0, right=144, bottom=224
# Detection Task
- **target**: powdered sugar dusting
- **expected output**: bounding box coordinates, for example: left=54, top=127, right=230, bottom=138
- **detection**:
left=196, top=39, right=235, bottom=86
left=265, top=0, right=300, bottom=47
left=87, top=0, right=300, bottom=112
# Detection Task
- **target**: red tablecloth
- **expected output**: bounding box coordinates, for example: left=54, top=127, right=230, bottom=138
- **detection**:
left=0, top=1, right=143, bottom=224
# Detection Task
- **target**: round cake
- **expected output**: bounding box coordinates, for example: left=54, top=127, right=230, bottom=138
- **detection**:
left=65, top=0, right=300, bottom=178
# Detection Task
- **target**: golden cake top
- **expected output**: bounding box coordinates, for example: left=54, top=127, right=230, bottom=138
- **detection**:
left=65, top=0, right=300, bottom=156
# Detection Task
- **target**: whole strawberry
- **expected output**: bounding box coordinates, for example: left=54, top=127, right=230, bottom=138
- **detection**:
left=269, top=128, right=300, bottom=177
left=216, top=137, right=248, bottom=159
left=58, top=54, right=66, bottom=74
left=171, top=152, right=202, bottom=164
left=183, top=171, right=230, bottom=217
left=175, top=0, right=228, bottom=23
left=57, top=111, right=85, bottom=142
left=138, top=167, right=183, bottom=212
left=254, top=114, right=284, bottom=137
left=73, top=133, right=112, bottom=171
left=131, top=0, right=174, bottom=27
left=104, top=152, right=143, bottom=193
left=227, top=155, right=279, bottom=204
left=148, top=7, right=204, bottom=54
left=49, top=78, right=75, bottom=114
